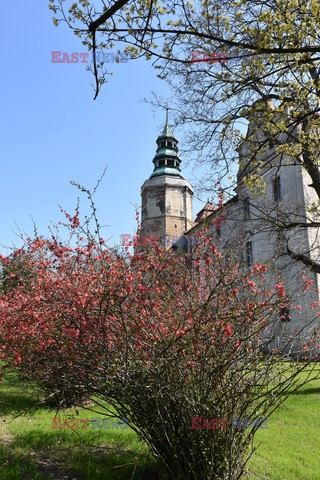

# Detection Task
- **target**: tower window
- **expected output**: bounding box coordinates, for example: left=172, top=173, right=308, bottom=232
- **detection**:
left=245, top=241, right=253, bottom=266
left=159, top=160, right=165, bottom=166
left=161, top=141, right=166, bottom=148
left=244, top=198, right=250, bottom=220
left=167, top=159, right=174, bottom=167
left=273, top=176, right=282, bottom=202
left=167, top=141, right=172, bottom=148
left=279, top=305, right=291, bottom=322
left=278, top=230, right=287, bottom=254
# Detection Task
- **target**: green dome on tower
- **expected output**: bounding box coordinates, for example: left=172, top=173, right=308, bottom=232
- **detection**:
left=150, top=109, right=185, bottom=179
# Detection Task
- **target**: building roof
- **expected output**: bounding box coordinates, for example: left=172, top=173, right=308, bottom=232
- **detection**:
left=193, top=201, right=216, bottom=223
left=186, top=195, right=238, bottom=235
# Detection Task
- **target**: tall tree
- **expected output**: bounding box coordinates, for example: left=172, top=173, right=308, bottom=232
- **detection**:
left=50, top=0, right=320, bottom=270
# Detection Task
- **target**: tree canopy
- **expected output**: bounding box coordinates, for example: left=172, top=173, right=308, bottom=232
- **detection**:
left=50, top=0, right=320, bottom=271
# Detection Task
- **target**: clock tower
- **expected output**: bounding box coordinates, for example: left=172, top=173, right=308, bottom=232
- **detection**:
left=140, top=112, right=193, bottom=246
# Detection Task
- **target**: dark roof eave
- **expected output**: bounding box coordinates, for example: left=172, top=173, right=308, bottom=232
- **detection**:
left=186, top=194, right=238, bottom=235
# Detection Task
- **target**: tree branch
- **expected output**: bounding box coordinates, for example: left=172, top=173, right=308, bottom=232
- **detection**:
left=287, top=246, right=320, bottom=274
left=88, top=0, right=130, bottom=32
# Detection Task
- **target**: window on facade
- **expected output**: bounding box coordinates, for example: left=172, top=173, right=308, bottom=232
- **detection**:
left=279, top=305, right=291, bottom=322
left=273, top=176, right=282, bottom=202
left=159, top=160, right=165, bottom=166
left=278, top=230, right=287, bottom=254
left=167, top=159, right=174, bottom=167
left=245, top=241, right=253, bottom=266
left=244, top=198, right=250, bottom=220
left=167, top=141, right=172, bottom=148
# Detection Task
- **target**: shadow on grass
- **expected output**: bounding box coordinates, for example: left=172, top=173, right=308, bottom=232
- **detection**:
left=0, top=373, right=45, bottom=417
left=0, top=390, right=40, bottom=416
left=4, top=429, right=166, bottom=480
left=0, top=375, right=166, bottom=479
left=70, top=443, right=165, bottom=480
left=0, top=442, right=47, bottom=480
left=288, top=386, right=320, bottom=396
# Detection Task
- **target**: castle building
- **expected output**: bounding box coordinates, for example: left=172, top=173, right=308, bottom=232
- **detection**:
left=140, top=106, right=320, bottom=347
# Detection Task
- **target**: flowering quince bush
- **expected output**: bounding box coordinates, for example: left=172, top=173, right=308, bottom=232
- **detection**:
left=0, top=208, right=319, bottom=479
left=0, top=234, right=130, bottom=406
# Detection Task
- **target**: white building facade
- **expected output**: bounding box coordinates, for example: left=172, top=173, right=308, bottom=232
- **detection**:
left=140, top=106, right=320, bottom=350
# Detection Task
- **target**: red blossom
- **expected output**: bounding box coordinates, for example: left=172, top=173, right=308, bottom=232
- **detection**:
left=252, top=264, right=267, bottom=272
left=303, top=278, right=314, bottom=291
left=14, top=352, right=22, bottom=364
left=224, top=324, right=232, bottom=337
left=188, top=361, right=197, bottom=367
left=175, top=330, right=186, bottom=338
left=275, top=282, right=285, bottom=298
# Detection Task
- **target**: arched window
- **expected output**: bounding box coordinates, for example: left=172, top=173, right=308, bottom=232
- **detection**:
left=273, top=176, right=282, bottom=202
left=245, top=241, right=253, bottom=266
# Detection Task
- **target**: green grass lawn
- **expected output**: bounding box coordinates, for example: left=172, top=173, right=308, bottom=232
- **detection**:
left=245, top=368, right=320, bottom=480
left=0, top=375, right=158, bottom=480
left=0, top=369, right=319, bottom=480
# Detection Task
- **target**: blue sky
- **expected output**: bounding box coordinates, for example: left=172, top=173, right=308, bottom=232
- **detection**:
left=0, top=2, right=207, bottom=253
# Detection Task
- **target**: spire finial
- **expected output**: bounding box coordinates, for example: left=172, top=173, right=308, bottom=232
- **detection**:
left=162, top=103, right=173, bottom=137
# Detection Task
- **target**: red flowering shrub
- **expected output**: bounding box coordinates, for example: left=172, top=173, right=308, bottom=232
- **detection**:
left=0, top=214, right=318, bottom=479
